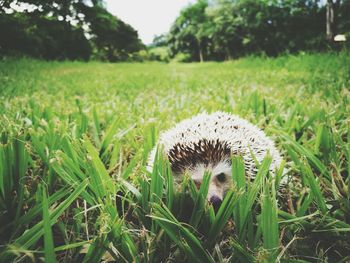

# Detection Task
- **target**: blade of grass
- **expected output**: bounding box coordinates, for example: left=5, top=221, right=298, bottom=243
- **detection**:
left=100, top=116, right=120, bottom=156
left=42, top=185, right=57, bottom=263
left=231, top=156, right=247, bottom=235
left=300, top=160, right=327, bottom=214
left=279, top=132, right=330, bottom=181
left=207, top=191, right=239, bottom=247
left=189, top=171, right=211, bottom=228
left=261, top=178, right=279, bottom=259
left=229, top=237, right=255, bottom=262
left=83, top=137, right=116, bottom=197
left=13, top=180, right=88, bottom=249
left=151, top=203, right=215, bottom=263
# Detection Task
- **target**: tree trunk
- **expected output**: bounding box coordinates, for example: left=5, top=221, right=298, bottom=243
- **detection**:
left=199, top=48, right=204, bottom=62
left=197, top=38, right=204, bottom=62
left=326, top=0, right=335, bottom=42
left=225, top=48, right=233, bottom=61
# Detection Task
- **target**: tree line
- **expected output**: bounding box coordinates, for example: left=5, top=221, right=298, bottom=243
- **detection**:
left=0, top=0, right=143, bottom=61
left=166, top=0, right=349, bottom=62
left=1, top=0, right=349, bottom=62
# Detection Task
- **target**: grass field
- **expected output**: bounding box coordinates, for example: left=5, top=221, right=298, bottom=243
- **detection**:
left=0, top=53, right=350, bottom=262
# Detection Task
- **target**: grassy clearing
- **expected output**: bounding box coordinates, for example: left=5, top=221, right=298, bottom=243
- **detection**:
left=0, top=53, right=350, bottom=262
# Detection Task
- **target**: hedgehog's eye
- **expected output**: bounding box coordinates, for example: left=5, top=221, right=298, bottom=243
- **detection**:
left=216, top=173, right=226, bottom=183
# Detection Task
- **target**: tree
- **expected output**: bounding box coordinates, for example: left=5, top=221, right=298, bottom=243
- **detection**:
left=151, top=34, right=168, bottom=47
left=337, top=0, right=350, bottom=34
left=206, top=0, right=242, bottom=59
left=0, top=0, right=144, bottom=61
left=79, top=5, right=143, bottom=61
left=168, top=0, right=330, bottom=61
left=0, top=12, right=91, bottom=60
left=326, top=0, right=343, bottom=42
left=168, top=0, right=210, bottom=62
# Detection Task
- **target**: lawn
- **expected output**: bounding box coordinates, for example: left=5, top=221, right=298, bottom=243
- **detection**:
left=0, top=53, right=350, bottom=262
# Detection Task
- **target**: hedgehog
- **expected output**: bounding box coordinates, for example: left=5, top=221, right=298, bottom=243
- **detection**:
left=147, top=111, right=283, bottom=206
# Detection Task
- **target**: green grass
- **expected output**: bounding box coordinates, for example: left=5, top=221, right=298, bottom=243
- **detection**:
left=0, top=53, right=350, bottom=262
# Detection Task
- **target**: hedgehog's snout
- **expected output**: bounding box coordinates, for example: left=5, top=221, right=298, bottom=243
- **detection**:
left=209, top=193, right=223, bottom=212
left=209, top=195, right=222, bottom=206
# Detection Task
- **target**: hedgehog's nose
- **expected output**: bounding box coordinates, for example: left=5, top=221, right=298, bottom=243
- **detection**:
left=209, top=195, right=222, bottom=208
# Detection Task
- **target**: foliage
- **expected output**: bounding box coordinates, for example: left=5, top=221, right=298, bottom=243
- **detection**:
left=167, top=0, right=350, bottom=61
left=0, top=13, right=91, bottom=60
left=150, top=34, right=168, bottom=48
left=168, top=0, right=210, bottom=62
left=0, top=53, right=350, bottom=262
left=144, top=47, right=170, bottom=62
left=79, top=5, right=144, bottom=62
left=0, top=0, right=143, bottom=61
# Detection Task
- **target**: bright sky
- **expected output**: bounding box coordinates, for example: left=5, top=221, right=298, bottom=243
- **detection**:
left=105, top=0, right=194, bottom=45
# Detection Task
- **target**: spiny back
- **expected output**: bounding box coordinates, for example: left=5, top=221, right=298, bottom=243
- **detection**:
left=148, top=112, right=282, bottom=178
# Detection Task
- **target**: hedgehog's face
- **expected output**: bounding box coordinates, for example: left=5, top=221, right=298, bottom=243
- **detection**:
left=189, top=160, right=232, bottom=206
